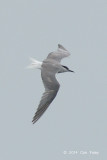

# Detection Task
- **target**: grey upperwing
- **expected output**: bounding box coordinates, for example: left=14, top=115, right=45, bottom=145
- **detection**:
left=32, top=65, right=60, bottom=124
left=46, top=44, right=70, bottom=63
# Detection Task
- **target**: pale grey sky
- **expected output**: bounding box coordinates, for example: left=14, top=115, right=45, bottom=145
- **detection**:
left=0, top=0, right=107, bottom=160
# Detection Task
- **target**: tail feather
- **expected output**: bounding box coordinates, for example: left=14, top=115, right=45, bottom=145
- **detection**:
left=27, top=57, right=42, bottom=69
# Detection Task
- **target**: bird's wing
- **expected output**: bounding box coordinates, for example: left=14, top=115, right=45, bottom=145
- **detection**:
left=32, top=89, right=59, bottom=124
left=32, top=68, right=60, bottom=124
left=46, top=44, right=70, bottom=63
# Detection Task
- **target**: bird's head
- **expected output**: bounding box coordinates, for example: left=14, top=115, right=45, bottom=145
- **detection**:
left=58, top=65, right=74, bottom=73
left=62, top=65, right=74, bottom=73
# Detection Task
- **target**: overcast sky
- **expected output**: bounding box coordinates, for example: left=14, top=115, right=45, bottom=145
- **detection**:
left=0, top=0, right=107, bottom=160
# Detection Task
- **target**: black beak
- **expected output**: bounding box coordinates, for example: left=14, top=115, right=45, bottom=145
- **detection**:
left=68, top=69, right=74, bottom=73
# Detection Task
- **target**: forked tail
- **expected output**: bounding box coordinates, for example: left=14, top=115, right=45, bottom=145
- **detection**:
left=27, top=57, right=42, bottom=69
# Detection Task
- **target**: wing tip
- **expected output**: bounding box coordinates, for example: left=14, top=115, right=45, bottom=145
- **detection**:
left=32, top=117, right=38, bottom=124
left=32, top=120, right=36, bottom=124
left=32, top=114, right=39, bottom=124
left=58, top=44, right=67, bottom=51
left=58, top=44, right=71, bottom=57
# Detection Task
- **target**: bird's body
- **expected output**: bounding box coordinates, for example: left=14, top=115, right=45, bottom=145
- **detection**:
left=28, top=44, right=74, bottom=124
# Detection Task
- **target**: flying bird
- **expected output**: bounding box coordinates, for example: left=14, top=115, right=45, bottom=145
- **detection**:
left=28, top=44, right=74, bottom=124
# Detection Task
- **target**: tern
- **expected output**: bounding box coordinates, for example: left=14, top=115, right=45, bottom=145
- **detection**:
left=28, top=44, right=74, bottom=124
